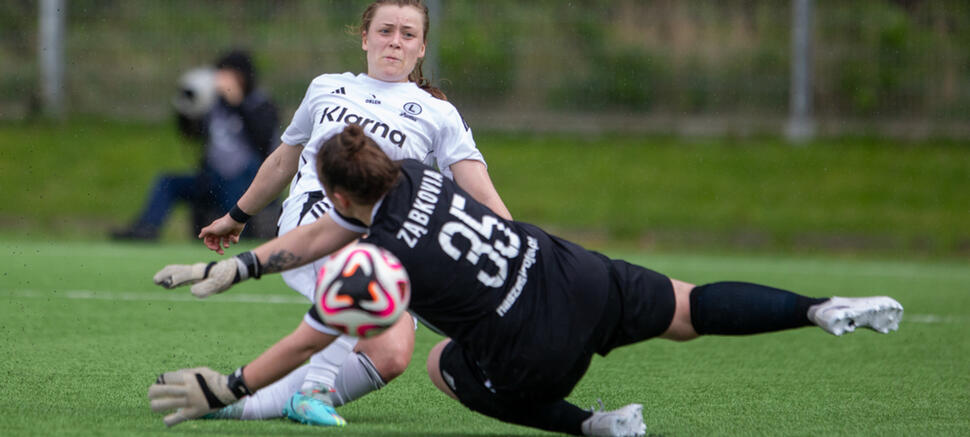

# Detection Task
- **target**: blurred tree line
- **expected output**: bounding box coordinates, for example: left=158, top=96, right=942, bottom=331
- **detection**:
left=1, top=0, right=967, bottom=128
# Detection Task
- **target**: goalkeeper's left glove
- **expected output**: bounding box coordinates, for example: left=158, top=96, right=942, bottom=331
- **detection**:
left=148, top=366, right=253, bottom=427
left=152, top=251, right=261, bottom=298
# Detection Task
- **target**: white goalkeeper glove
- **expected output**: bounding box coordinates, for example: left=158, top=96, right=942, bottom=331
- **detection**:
left=153, top=251, right=262, bottom=298
left=148, top=366, right=253, bottom=427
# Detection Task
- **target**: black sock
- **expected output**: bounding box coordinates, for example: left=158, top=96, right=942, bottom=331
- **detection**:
left=689, top=281, right=828, bottom=335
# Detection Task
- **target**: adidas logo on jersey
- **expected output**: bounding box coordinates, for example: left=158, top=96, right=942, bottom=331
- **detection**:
left=330, top=87, right=346, bottom=95
left=366, top=94, right=381, bottom=105
left=319, top=105, right=407, bottom=148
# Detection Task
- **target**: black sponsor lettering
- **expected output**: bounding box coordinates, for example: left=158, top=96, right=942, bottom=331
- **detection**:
left=370, top=122, right=389, bottom=138
left=319, top=106, right=407, bottom=148
left=390, top=130, right=406, bottom=148
left=320, top=106, right=338, bottom=122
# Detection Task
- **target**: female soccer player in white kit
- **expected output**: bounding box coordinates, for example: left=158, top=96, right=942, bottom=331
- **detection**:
left=198, top=0, right=511, bottom=426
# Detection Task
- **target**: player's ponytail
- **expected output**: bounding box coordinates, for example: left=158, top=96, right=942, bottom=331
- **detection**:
left=359, top=0, right=447, bottom=101
left=338, top=123, right=368, bottom=156
left=318, top=125, right=400, bottom=205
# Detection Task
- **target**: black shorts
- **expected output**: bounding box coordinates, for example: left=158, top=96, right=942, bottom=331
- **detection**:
left=593, top=256, right=677, bottom=354
left=439, top=339, right=589, bottom=420
left=438, top=255, right=676, bottom=412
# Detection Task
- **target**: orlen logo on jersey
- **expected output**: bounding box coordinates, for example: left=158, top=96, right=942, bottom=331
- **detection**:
left=319, top=105, right=406, bottom=148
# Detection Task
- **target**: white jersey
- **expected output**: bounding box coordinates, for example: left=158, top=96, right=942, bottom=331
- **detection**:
left=281, top=72, right=483, bottom=199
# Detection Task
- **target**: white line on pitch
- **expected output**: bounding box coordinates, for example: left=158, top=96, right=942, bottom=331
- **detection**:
left=2, top=289, right=309, bottom=305
left=2, top=289, right=964, bottom=324
left=904, top=314, right=969, bottom=324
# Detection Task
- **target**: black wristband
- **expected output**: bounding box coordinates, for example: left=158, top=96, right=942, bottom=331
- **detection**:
left=203, top=261, right=217, bottom=278
left=236, top=251, right=262, bottom=280
left=227, top=366, right=254, bottom=399
left=228, top=204, right=252, bottom=223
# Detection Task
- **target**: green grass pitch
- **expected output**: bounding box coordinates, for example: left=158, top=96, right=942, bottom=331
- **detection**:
left=1, top=239, right=968, bottom=436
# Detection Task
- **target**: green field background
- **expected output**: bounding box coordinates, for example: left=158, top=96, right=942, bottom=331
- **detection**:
left=1, top=121, right=967, bottom=257
left=1, top=241, right=968, bottom=436
left=1, top=121, right=968, bottom=435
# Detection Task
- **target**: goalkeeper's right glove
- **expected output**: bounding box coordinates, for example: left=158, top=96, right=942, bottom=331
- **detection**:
left=148, top=366, right=253, bottom=427
left=153, top=251, right=261, bottom=298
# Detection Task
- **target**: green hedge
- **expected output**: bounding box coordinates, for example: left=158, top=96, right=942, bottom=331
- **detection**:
left=1, top=120, right=967, bottom=257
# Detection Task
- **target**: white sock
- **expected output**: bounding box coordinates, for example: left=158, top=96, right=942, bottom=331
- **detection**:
left=302, top=335, right=358, bottom=390
left=239, top=364, right=309, bottom=420
left=331, top=352, right=387, bottom=407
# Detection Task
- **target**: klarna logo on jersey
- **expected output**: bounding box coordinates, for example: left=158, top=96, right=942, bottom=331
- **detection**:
left=319, top=105, right=406, bottom=148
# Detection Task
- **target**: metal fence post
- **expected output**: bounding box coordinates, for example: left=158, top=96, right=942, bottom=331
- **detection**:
left=786, top=0, right=815, bottom=143
left=39, top=0, right=66, bottom=119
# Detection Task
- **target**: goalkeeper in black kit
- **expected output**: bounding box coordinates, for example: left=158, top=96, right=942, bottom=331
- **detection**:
left=149, top=125, right=903, bottom=437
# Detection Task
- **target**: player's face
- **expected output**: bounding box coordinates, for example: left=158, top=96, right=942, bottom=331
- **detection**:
left=362, top=5, right=426, bottom=83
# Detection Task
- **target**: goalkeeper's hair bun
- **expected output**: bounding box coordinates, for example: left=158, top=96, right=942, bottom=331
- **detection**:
left=339, top=124, right=367, bottom=156
left=317, top=125, right=400, bottom=205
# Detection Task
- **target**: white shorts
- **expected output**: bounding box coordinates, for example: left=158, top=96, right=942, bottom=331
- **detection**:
left=277, top=190, right=333, bottom=301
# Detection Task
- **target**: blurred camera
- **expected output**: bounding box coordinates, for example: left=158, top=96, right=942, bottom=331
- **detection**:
left=172, top=67, right=217, bottom=119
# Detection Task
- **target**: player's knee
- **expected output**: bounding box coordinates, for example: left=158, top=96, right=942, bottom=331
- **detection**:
left=427, top=340, right=458, bottom=400
left=376, top=350, right=411, bottom=381
left=357, top=315, right=415, bottom=381
left=660, top=278, right=700, bottom=341
left=358, top=342, right=411, bottom=382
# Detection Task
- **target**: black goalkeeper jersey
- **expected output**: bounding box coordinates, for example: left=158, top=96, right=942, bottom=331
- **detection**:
left=309, top=159, right=613, bottom=390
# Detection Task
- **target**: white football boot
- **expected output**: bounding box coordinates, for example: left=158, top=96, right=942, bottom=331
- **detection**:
left=581, top=402, right=646, bottom=437
left=808, top=296, right=903, bottom=336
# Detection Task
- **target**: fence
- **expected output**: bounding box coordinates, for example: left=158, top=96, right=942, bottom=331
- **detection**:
left=2, top=0, right=968, bottom=137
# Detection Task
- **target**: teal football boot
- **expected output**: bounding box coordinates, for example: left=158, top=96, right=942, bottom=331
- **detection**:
left=283, top=386, right=347, bottom=427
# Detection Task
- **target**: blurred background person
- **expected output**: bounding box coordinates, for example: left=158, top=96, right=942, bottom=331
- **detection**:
left=112, top=49, right=279, bottom=241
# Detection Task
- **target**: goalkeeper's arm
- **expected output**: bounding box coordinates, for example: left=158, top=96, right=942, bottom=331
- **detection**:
left=154, top=214, right=362, bottom=298
left=148, top=320, right=337, bottom=427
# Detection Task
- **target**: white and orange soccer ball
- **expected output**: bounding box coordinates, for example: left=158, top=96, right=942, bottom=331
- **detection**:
left=314, top=243, right=410, bottom=338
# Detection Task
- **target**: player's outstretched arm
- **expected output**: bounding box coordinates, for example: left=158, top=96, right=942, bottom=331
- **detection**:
left=451, top=159, right=512, bottom=220
left=200, top=143, right=303, bottom=254
left=156, top=215, right=362, bottom=298
left=250, top=214, right=362, bottom=274
left=148, top=321, right=336, bottom=427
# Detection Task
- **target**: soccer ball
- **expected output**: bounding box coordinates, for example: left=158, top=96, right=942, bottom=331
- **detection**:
left=314, top=243, right=410, bottom=338
left=171, top=67, right=217, bottom=119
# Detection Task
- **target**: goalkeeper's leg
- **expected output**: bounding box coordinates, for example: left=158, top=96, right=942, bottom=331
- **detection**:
left=594, top=260, right=902, bottom=346
left=662, top=278, right=901, bottom=340
left=427, top=340, right=642, bottom=436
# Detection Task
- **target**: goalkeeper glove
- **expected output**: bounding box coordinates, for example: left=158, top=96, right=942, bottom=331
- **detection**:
left=153, top=251, right=261, bottom=298
left=148, top=366, right=253, bottom=427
